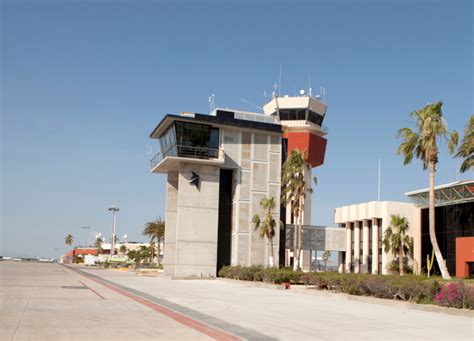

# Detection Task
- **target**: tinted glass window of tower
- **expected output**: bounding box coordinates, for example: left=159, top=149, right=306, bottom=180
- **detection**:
left=164, top=121, right=220, bottom=158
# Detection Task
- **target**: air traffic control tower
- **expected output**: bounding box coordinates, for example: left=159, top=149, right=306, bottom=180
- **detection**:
left=149, top=91, right=328, bottom=278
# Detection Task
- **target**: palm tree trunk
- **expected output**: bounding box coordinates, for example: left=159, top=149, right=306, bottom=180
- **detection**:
left=429, top=161, right=451, bottom=280
left=399, top=246, right=404, bottom=276
left=295, top=210, right=303, bottom=272
left=268, top=236, right=275, bottom=267
left=293, top=210, right=300, bottom=271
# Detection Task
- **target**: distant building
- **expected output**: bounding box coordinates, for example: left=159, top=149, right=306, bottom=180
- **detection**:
left=334, top=180, right=474, bottom=278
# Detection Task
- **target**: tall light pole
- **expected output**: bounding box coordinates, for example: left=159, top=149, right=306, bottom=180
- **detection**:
left=108, top=205, right=119, bottom=257
left=80, top=225, right=90, bottom=247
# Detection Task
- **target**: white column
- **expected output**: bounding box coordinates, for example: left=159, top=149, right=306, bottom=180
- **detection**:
left=372, top=218, right=379, bottom=274
left=362, top=220, right=370, bottom=274
left=338, top=252, right=345, bottom=273
left=345, top=223, right=352, bottom=273
left=354, top=222, right=361, bottom=274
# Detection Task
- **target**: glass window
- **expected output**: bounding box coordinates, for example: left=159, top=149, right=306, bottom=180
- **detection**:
left=307, top=110, right=324, bottom=126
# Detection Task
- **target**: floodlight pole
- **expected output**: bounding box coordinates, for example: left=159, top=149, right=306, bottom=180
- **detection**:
left=108, top=206, right=120, bottom=257
left=80, top=225, right=90, bottom=248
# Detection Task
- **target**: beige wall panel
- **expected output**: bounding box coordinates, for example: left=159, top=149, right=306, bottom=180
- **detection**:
left=269, top=154, right=280, bottom=183
left=270, top=135, right=280, bottom=152
left=251, top=192, right=266, bottom=217
left=253, top=134, right=268, bottom=161
left=239, top=202, right=250, bottom=233
left=223, top=130, right=240, bottom=168
left=240, top=171, right=251, bottom=200
left=252, top=162, right=268, bottom=192
left=237, top=234, right=250, bottom=266
left=241, top=132, right=251, bottom=160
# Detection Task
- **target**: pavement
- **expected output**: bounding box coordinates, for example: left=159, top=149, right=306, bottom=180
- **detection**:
left=0, top=262, right=224, bottom=340
left=1, top=262, right=473, bottom=341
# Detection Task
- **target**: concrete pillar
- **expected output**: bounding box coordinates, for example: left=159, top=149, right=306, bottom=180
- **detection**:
left=164, top=172, right=179, bottom=277
left=362, top=220, right=370, bottom=273
left=354, top=221, right=361, bottom=273
left=338, top=252, right=345, bottom=273
left=372, top=218, right=379, bottom=274
left=345, top=223, right=352, bottom=273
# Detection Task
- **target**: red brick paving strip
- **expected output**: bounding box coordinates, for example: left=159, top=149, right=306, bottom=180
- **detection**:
left=66, top=266, right=241, bottom=341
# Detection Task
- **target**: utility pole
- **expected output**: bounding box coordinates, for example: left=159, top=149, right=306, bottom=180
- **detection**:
left=80, top=225, right=90, bottom=247
left=108, top=205, right=120, bottom=257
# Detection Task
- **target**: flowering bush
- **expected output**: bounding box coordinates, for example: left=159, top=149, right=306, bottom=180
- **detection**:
left=434, top=282, right=474, bottom=309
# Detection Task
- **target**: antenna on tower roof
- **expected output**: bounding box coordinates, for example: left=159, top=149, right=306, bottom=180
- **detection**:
left=208, top=94, right=215, bottom=113
left=240, top=98, right=262, bottom=111
left=278, top=64, right=282, bottom=97
left=308, top=74, right=312, bottom=97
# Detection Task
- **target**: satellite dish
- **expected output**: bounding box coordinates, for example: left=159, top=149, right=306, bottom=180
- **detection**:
left=299, top=89, right=305, bottom=95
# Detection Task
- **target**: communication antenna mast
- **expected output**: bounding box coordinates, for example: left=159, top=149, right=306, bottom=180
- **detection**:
left=308, top=74, right=312, bottom=97
left=208, top=94, right=216, bottom=113
left=378, top=158, right=381, bottom=201
left=240, top=98, right=262, bottom=111
left=278, top=64, right=282, bottom=96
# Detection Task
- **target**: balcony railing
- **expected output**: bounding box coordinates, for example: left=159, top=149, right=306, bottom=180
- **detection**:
left=150, top=145, right=222, bottom=169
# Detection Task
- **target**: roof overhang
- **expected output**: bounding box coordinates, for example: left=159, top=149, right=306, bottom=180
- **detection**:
left=405, top=180, right=474, bottom=208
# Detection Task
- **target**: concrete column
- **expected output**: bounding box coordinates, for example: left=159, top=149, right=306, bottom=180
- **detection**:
left=338, top=252, right=345, bottom=273
left=354, top=222, right=361, bottom=273
left=345, top=223, right=352, bottom=273
left=164, top=172, right=179, bottom=277
left=372, top=218, right=379, bottom=274
left=362, top=220, right=370, bottom=273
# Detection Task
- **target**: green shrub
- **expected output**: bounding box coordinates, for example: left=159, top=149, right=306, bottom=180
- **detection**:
left=216, top=266, right=473, bottom=309
left=387, top=258, right=413, bottom=275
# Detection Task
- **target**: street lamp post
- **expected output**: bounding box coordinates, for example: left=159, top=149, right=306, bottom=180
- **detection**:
left=108, top=205, right=120, bottom=257
left=80, top=225, right=90, bottom=248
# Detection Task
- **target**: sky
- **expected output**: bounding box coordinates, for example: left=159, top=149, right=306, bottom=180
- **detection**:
left=1, top=0, right=472, bottom=258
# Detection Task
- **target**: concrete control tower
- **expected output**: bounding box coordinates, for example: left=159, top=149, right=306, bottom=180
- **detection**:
left=149, top=91, right=328, bottom=277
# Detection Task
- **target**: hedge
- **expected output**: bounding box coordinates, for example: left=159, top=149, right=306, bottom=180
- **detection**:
left=218, top=266, right=474, bottom=310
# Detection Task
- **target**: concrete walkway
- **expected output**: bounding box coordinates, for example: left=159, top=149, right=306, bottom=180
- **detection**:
left=78, top=266, right=473, bottom=341
left=0, top=262, right=227, bottom=340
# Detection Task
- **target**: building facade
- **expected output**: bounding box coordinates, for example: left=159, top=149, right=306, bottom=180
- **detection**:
left=335, top=201, right=420, bottom=275
left=335, top=180, right=474, bottom=278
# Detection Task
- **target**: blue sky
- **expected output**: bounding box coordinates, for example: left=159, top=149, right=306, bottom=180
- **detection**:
left=1, top=0, right=472, bottom=258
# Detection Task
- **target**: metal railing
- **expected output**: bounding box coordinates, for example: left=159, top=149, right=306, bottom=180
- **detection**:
left=150, top=145, right=222, bottom=169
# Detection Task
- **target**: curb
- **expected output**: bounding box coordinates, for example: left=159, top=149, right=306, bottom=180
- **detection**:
left=217, top=278, right=474, bottom=318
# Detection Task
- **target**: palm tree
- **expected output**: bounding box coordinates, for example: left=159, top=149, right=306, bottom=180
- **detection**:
left=252, top=197, right=282, bottom=267
left=65, top=234, right=73, bottom=247
left=119, top=245, right=127, bottom=255
left=281, top=149, right=315, bottom=271
left=322, top=250, right=331, bottom=271
left=455, top=114, right=473, bottom=173
left=95, top=236, right=103, bottom=254
left=143, top=218, right=165, bottom=264
left=383, top=215, right=413, bottom=276
left=397, top=101, right=457, bottom=279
